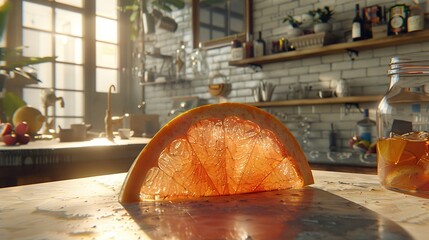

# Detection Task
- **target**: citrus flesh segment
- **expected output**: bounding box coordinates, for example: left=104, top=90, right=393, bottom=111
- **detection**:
left=119, top=103, right=314, bottom=203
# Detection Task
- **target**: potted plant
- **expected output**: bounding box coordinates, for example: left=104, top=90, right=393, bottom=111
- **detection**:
left=283, top=15, right=303, bottom=37
left=309, top=6, right=335, bottom=33
left=120, top=0, right=185, bottom=37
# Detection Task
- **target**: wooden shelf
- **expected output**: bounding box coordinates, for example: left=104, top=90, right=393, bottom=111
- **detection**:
left=145, top=52, right=172, bottom=59
left=140, top=78, right=188, bottom=86
left=247, top=95, right=383, bottom=108
left=229, top=30, right=429, bottom=67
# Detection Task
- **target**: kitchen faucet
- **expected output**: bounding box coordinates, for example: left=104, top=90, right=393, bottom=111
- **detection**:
left=42, top=89, right=64, bottom=135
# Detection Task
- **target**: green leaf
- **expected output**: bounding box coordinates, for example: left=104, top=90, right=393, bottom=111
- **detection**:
left=151, top=0, right=184, bottom=12
left=3, top=92, right=26, bottom=123
left=130, top=10, right=138, bottom=22
left=0, top=1, right=11, bottom=40
left=0, top=48, right=56, bottom=71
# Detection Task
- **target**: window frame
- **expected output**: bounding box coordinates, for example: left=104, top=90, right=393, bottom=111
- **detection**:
left=6, top=0, right=133, bottom=132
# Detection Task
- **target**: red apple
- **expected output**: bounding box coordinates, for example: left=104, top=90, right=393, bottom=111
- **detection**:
left=1, top=123, right=13, bottom=136
left=3, top=134, right=18, bottom=146
left=17, top=133, right=31, bottom=145
left=348, top=135, right=360, bottom=148
left=15, top=122, right=29, bottom=136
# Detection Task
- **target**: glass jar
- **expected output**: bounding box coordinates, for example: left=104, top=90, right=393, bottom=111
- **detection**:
left=377, top=55, right=429, bottom=196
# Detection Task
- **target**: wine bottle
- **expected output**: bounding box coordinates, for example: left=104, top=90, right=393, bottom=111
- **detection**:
left=352, top=4, right=364, bottom=41
left=243, top=33, right=254, bottom=58
left=408, top=0, right=425, bottom=32
left=253, top=31, right=266, bottom=57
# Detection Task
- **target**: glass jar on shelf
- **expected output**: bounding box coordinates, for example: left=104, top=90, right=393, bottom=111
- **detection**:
left=175, top=41, right=186, bottom=81
left=377, top=55, right=429, bottom=196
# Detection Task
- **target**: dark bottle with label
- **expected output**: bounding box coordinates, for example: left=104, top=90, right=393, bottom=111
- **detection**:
left=253, top=31, right=266, bottom=57
left=388, top=4, right=408, bottom=35
left=352, top=4, right=364, bottom=41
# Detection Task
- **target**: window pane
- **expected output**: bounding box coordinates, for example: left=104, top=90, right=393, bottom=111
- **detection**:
left=96, top=17, right=117, bottom=43
left=56, top=0, right=83, bottom=8
left=55, top=63, right=83, bottom=90
left=22, top=88, right=43, bottom=110
left=55, top=90, right=84, bottom=116
left=23, top=29, right=52, bottom=57
left=96, top=0, right=117, bottom=19
left=96, top=42, right=117, bottom=68
left=55, top=34, right=83, bottom=64
left=23, top=1, right=52, bottom=31
left=55, top=9, right=82, bottom=37
left=96, top=68, right=118, bottom=93
left=29, top=63, right=53, bottom=89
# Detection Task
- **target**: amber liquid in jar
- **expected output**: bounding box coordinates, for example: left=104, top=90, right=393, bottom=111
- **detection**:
left=377, top=132, right=429, bottom=194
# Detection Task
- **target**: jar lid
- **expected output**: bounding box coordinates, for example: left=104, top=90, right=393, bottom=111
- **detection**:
left=390, top=55, right=429, bottom=74
left=390, top=55, right=429, bottom=64
left=388, top=68, right=429, bottom=75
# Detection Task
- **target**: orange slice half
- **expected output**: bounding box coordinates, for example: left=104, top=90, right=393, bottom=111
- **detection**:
left=119, top=103, right=314, bottom=202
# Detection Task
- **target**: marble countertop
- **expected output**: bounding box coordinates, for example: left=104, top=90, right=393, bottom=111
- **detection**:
left=0, top=170, right=427, bottom=239
left=0, top=137, right=151, bottom=151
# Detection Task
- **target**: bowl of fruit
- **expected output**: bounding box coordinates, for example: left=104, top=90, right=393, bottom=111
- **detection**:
left=1, top=122, right=31, bottom=146
left=348, top=135, right=377, bottom=155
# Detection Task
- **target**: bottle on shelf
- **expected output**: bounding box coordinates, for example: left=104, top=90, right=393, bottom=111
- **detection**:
left=388, top=4, right=408, bottom=35
left=356, top=109, right=376, bottom=144
left=243, top=33, right=254, bottom=58
left=253, top=31, right=266, bottom=57
left=191, top=42, right=209, bottom=78
left=230, top=35, right=243, bottom=61
left=175, top=41, right=186, bottom=81
left=408, top=0, right=425, bottom=32
left=352, top=4, right=364, bottom=41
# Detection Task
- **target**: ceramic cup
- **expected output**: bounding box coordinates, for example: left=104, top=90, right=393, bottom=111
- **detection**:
left=59, top=128, right=74, bottom=142
left=118, top=128, right=134, bottom=139
left=71, top=123, right=87, bottom=141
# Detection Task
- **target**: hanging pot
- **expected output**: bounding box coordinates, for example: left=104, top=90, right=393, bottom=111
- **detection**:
left=151, top=9, right=163, bottom=23
left=158, top=16, right=178, bottom=32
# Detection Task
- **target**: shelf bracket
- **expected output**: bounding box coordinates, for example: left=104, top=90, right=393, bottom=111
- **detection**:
left=346, top=49, right=359, bottom=61
left=248, top=64, right=262, bottom=72
left=344, top=103, right=363, bottom=115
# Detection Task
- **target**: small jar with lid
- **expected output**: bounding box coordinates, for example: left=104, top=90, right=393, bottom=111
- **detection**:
left=377, top=55, right=429, bottom=196
left=230, top=36, right=243, bottom=61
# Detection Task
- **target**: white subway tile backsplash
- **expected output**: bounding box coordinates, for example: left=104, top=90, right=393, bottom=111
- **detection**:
left=142, top=0, right=428, bottom=155
left=342, top=69, right=367, bottom=79
left=289, top=66, right=310, bottom=75
left=309, top=64, right=331, bottom=73
left=332, top=61, right=352, bottom=70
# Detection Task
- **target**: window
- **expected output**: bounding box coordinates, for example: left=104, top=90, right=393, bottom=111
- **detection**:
left=20, top=0, right=119, bottom=131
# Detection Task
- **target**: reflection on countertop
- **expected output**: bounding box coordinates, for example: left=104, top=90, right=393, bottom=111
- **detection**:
left=0, top=170, right=426, bottom=239
left=0, top=137, right=150, bottom=187
left=306, top=150, right=376, bottom=167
